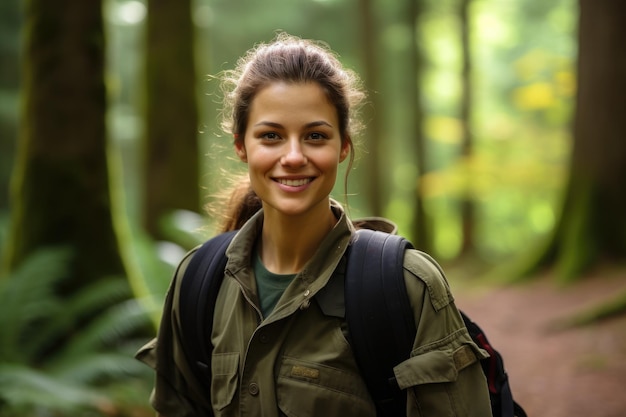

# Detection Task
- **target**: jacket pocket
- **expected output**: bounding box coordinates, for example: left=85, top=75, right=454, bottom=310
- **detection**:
left=394, top=343, right=489, bottom=416
left=211, top=352, right=240, bottom=411
left=277, top=357, right=376, bottom=417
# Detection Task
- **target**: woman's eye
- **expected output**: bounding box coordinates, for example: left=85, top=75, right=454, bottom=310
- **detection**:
left=308, top=132, right=326, bottom=141
left=261, top=132, right=281, bottom=140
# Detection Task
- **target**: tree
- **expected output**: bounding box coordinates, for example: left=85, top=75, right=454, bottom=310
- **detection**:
left=0, top=0, right=22, bottom=214
left=524, top=0, right=626, bottom=281
left=143, top=0, right=199, bottom=241
left=357, top=0, right=384, bottom=216
left=405, top=0, right=433, bottom=252
left=2, top=0, right=125, bottom=288
left=457, top=0, right=476, bottom=257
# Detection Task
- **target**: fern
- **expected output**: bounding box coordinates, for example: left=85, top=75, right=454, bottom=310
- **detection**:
left=0, top=247, right=71, bottom=362
left=0, top=363, right=108, bottom=411
left=49, top=297, right=150, bottom=368
left=54, top=352, right=147, bottom=383
left=0, top=248, right=154, bottom=416
left=28, top=278, right=132, bottom=360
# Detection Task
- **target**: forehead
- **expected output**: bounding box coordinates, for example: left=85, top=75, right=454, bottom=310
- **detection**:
left=249, top=82, right=338, bottom=123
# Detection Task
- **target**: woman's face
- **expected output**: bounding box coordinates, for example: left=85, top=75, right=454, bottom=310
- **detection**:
left=235, top=81, right=349, bottom=219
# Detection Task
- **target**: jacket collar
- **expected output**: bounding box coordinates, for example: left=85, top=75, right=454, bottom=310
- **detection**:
left=223, top=200, right=354, bottom=305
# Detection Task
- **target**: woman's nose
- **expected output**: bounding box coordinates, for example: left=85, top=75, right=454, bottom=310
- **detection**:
left=281, top=139, right=307, bottom=166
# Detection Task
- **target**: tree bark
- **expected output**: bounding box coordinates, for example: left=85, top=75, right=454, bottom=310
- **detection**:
left=144, top=0, right=199, bottom=240
left=3, top=0, right=125, bottom=288
left=524, top=0, right=626, bottom=281
left=458, top=0, right=476, bottom=257
left=0, top=0, right=22, bottom=213
left=405, top=0, right=432, bottom=252
left=357, top=0, right=384, bottom=216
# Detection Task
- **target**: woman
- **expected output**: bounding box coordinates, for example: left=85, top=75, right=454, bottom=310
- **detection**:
left=137, top=33, right=491, bottom=417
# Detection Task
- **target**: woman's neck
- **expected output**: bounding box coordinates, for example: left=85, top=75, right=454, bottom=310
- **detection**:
left=259, top=202, right=337, bottom=274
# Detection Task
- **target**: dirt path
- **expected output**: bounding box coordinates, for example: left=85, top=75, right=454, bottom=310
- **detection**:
left=454, top=269, right=626, bottom=417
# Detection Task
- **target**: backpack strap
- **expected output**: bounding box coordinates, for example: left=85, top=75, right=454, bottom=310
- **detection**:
left=178, top=229, right=237, bottom=411
left=344, top=229, right=415, bottom=417
left=344, top=229, right=527, bottom=417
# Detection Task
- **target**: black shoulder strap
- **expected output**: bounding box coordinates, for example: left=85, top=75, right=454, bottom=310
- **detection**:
left=178, top=230, right=237, bottom=402
left=344, top=229, right=415, bottom=417
left=344, top=229, right=526, bottom=417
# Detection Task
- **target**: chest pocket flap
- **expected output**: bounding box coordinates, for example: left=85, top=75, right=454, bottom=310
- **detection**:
left=393, top=343, right=488, bottom=390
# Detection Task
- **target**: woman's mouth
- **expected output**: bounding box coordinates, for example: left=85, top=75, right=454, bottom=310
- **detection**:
left=275, top=178, right=313, bottom=187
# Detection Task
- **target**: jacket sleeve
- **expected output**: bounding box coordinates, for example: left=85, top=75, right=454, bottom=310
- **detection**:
left=395, top=249, right=492, bottom=417
left=135, top=250, right=212, bottom=417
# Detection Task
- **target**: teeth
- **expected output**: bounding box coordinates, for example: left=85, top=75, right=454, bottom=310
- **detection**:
left=278, top=178, right=311, bottom=186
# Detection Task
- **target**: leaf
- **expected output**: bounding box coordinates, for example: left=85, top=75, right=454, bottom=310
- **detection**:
left=0, top=363, right=108, bottom=412
left=0, top=247, right=72, bottom=361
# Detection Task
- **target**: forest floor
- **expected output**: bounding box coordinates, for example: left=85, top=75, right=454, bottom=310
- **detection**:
left=452, top=264, right=626, bottom=417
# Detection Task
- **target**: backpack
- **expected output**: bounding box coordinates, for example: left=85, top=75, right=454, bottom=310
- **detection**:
left=178, top=229, right=527, bottom=417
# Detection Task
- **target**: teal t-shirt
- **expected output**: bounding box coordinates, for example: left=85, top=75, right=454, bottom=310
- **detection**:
left=253, top=250, right=296, bottom=317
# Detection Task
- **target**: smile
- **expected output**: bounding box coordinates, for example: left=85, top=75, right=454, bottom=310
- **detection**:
left=275, top=178, right=313, bottom=187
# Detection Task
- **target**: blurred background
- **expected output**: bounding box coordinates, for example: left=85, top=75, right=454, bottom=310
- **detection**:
left=0, top=0, right=624, bottom=415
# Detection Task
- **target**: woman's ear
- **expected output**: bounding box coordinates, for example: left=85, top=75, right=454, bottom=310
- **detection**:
left=339, top=137, right=351, bottom=162
left=235, top=141, right=247, bottom=163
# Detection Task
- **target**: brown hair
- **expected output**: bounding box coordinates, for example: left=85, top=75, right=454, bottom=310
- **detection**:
left=221, top=33, right=365, bottom=159
left=216, top=176, right=262, bottom=233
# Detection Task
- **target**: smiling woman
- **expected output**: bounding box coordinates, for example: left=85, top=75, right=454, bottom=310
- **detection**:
left=236, top=82, right=349, bottom=229
left=136, top=32, right=492, bottom=417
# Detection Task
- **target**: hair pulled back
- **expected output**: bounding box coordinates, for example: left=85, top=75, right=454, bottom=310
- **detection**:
left=220, top=32, right=365, bottom=146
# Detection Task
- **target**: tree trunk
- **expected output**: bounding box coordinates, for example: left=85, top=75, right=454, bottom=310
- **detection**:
left=458, top=0, right=476, bottom=257
left=0, top=0, right=22, bottom=213
left=405, top=0, right=432, bottom=252
left=144, top=0, right=199, bottom=240
left=3, top=0, right=125, bottom=287
left=357, top=0, right=384, bottom=216
left=524, top=0, right=626, bottom=281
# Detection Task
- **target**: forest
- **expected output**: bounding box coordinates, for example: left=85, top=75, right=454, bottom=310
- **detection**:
left=0, top=0, right=625, bottom=415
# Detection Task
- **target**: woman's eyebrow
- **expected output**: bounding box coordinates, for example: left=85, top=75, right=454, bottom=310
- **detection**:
left=253, top=120, right=333, bottom=128
left=253, top=121, right=283, bottom=128
left=305, top=121, right=333, bottom=128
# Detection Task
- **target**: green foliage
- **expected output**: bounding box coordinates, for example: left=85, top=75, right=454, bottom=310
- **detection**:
left=413, top=0, right=575, bottom=262
left=0, top=248, right=153, bottom=416
left=0, top=248, right=72, bottom=362
left=158, top=209, right=208, bottom=251
left=117, top=223, right=180, bottom=323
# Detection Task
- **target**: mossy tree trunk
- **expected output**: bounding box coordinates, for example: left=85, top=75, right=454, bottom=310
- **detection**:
left=2, top=0, right=125, bottom=288
left=525, top=0, right=626, bottom=282
left=405, top=0, right=432, bottom=252
left=143, top=0, right=199, bottom=241
left=457, top=0, right=476, bottom=257
left=357, top=0, right=384, bottom=216
left=0, top=0, right=22, bottom=214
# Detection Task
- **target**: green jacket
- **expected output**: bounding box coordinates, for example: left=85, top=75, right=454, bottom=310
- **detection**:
left=136, top=203, right=491, bottom=417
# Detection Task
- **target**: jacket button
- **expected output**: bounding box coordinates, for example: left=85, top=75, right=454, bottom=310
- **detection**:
left=249, top=383, right=259, bottom=396
left=259, top=332, right=270, bottom=344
